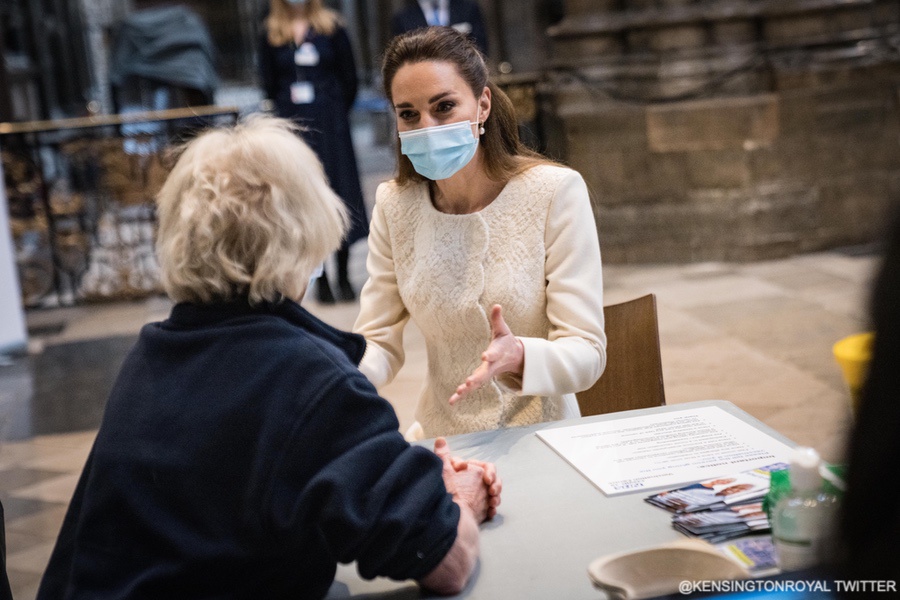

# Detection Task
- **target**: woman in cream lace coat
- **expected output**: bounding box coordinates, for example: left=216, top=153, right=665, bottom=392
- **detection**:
left=354, top=27, right=606, bottom=439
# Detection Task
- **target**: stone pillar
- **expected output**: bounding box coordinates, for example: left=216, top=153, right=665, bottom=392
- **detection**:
left=0, top=147, right=31, bottom=441
left=79, top=0, right=133, bottom=114
left=237, top=0, right=263, bottom=83
left=0, top=150, right=28, bottom=355
left=546, top=0, right=900, bottom=262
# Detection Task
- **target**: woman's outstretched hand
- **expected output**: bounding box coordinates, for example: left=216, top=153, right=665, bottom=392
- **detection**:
left=449, top=305, right=524, bottom=405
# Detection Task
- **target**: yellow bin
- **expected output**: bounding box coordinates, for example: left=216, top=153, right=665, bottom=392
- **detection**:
left=833, top=332, right=874, bottom=413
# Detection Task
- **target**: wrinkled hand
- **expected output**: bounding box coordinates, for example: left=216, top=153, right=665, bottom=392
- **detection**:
left=435, top=438, right=500, bottom=523
left=449, top=305, right=524, bottom=405
left=451, top=456, right=502, bottom=520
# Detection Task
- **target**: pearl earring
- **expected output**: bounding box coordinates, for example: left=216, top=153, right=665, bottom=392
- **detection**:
left=479, top=122, right=485, bottom=136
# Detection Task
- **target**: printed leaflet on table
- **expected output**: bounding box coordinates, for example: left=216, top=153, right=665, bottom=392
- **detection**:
left=536, top=405, right=793, bottom=496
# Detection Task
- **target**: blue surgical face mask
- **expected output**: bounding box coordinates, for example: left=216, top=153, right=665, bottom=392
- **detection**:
left=285, top=0, right=307, bottom=5
left=398, top=110, right=481, bottom=181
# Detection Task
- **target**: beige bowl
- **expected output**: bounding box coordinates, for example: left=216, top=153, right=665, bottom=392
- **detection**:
left=587, top=538, right=749, bottom=599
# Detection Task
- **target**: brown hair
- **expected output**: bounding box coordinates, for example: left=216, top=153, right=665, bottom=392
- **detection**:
left=382, top=27, right=553, bottom=185
left=266, top=0, right=340, bottom=46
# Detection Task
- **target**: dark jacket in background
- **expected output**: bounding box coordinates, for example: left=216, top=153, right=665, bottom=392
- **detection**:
left=258, top=27, right=369, bottom=246
left=37, top=299, right=458, bottom=599
left=391, top=0, right=489, bottom=55
left=109, top=6, right=218, bottom=103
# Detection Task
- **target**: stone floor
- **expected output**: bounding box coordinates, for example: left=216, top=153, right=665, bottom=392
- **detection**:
left=0, top=123, right=878, bottom=595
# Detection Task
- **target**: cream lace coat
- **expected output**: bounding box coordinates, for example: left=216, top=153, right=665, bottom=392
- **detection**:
left=354, top=164, right=606, bottom=438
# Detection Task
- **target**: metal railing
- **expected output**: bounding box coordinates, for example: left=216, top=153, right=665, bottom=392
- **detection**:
left=1, top=105, right=239, bottom=307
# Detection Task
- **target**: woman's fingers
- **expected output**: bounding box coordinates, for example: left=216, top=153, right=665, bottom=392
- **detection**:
left=448, top=305, right=522, bottom=405
left=489, top=304, right=510, bottom=338
left=449, top=361, right=491, bottom=404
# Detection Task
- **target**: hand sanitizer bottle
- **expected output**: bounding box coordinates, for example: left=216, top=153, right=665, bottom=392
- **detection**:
left=771, top=447, right=840, bottom=571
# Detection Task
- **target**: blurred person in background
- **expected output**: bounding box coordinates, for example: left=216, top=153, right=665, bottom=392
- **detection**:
left=354, top=27, right=606, bottom=440
left=392, top=0, right=489, bottom=55
left=259, top=0, right=368, bottom=304
left=836, top=205, right=900, bottom=587
left=36, top=116, right=500, bottom=599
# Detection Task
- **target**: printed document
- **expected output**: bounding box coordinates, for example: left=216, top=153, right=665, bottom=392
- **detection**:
left=536, top=405, right=794, bottom=496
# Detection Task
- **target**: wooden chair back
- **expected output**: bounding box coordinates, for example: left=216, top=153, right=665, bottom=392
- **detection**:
left=576, top=294, right=666, bottom=416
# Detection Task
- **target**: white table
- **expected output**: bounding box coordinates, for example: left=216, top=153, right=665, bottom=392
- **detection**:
left=326, top=400, right=795, bottom=599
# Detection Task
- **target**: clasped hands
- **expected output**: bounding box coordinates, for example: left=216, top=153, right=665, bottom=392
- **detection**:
left=449, top=305, right=523, bottom=406
left=434, top=437, right=501, bottom=522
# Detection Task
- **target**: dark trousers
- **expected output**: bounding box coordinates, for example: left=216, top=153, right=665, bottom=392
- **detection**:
left=1, top=500, right=12, bottom=600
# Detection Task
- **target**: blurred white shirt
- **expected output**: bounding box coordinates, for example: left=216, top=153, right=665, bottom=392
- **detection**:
left=418, top=0, right=449, bottom=26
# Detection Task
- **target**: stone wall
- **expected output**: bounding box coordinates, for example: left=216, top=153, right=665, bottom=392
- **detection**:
left=547, top=0, right=900, bottom=262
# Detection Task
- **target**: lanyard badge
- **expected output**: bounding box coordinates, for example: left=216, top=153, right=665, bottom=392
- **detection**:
left=294, top=42, right=319, bottom=66
left=290, top=82, right=314, bottom=104
left=291, top=41, right=319, bottom=104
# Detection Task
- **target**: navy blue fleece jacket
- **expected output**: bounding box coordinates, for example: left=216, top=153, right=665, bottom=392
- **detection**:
left=38, top=299, right=458, bottom=599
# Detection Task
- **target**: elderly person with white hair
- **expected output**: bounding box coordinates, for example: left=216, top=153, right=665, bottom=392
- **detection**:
left=36, top=116, right=500, bottom=599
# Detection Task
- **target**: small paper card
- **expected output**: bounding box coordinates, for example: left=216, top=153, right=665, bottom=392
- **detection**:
left=290, top=81, right=315, bottom=105
left=294, top=42, right=319, bottom=66
left=646, top=463, right=788, bottom=513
